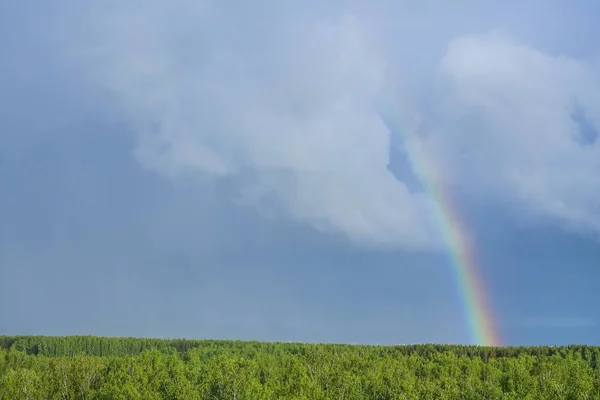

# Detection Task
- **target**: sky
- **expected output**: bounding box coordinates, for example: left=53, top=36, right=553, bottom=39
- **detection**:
left=0, top=0, right=599, bottom=346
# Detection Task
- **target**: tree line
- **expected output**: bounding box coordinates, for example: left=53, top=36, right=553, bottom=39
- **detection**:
left=1, top=335, right=600, bottom=399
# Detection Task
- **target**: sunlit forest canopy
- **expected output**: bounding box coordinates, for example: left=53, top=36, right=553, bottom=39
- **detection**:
left=0, top=335, right=598, bottom=360
left=1, top=335, right=600, bottom=399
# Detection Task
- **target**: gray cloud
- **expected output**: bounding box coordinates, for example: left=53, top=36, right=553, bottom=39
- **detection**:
left=3, top=0, right=600, bottom=345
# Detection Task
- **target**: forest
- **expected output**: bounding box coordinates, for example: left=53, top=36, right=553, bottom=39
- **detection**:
left=1, top=335, right=600, bottom=399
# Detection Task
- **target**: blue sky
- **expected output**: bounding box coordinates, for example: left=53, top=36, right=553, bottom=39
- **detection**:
left=1, top=0, right=599, bottom=346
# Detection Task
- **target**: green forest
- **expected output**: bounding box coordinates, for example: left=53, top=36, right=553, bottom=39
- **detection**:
left=1, top=335, right=600, bottom=399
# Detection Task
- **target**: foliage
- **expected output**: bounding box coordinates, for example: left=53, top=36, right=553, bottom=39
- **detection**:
left=1, top=335, right=600, bottom=399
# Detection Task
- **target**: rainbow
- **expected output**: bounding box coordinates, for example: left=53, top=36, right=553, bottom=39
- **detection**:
left=380, top=92, right=501, bottom=347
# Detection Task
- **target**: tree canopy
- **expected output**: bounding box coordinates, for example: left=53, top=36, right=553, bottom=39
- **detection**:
left=1, top=335, right=599, bottom=399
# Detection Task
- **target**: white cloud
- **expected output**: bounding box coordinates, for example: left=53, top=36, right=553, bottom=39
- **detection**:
left=73, top=1, right=600, bottom=248
left=76, top=1, right=440, bottom=250
left=429, top=31, right=600, bottom=235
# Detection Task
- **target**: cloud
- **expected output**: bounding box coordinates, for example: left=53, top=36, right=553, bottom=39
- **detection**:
left=71, top=1, right=600, bottom=248
left=74, top=1, right=440, bottom=250
left=428, top=31, right=600, bottom=236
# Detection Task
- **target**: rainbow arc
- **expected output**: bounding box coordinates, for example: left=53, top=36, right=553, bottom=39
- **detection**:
left=381, top=91, right=501, bottom=347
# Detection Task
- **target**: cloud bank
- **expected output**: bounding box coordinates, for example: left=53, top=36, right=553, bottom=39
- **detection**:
left=73, top=1, right=600, bottom=249
left=433, top=31, right=600, bottom=235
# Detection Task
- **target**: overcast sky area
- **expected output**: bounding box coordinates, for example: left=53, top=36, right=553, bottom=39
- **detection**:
left=1, top=0, right=599, bottom=346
